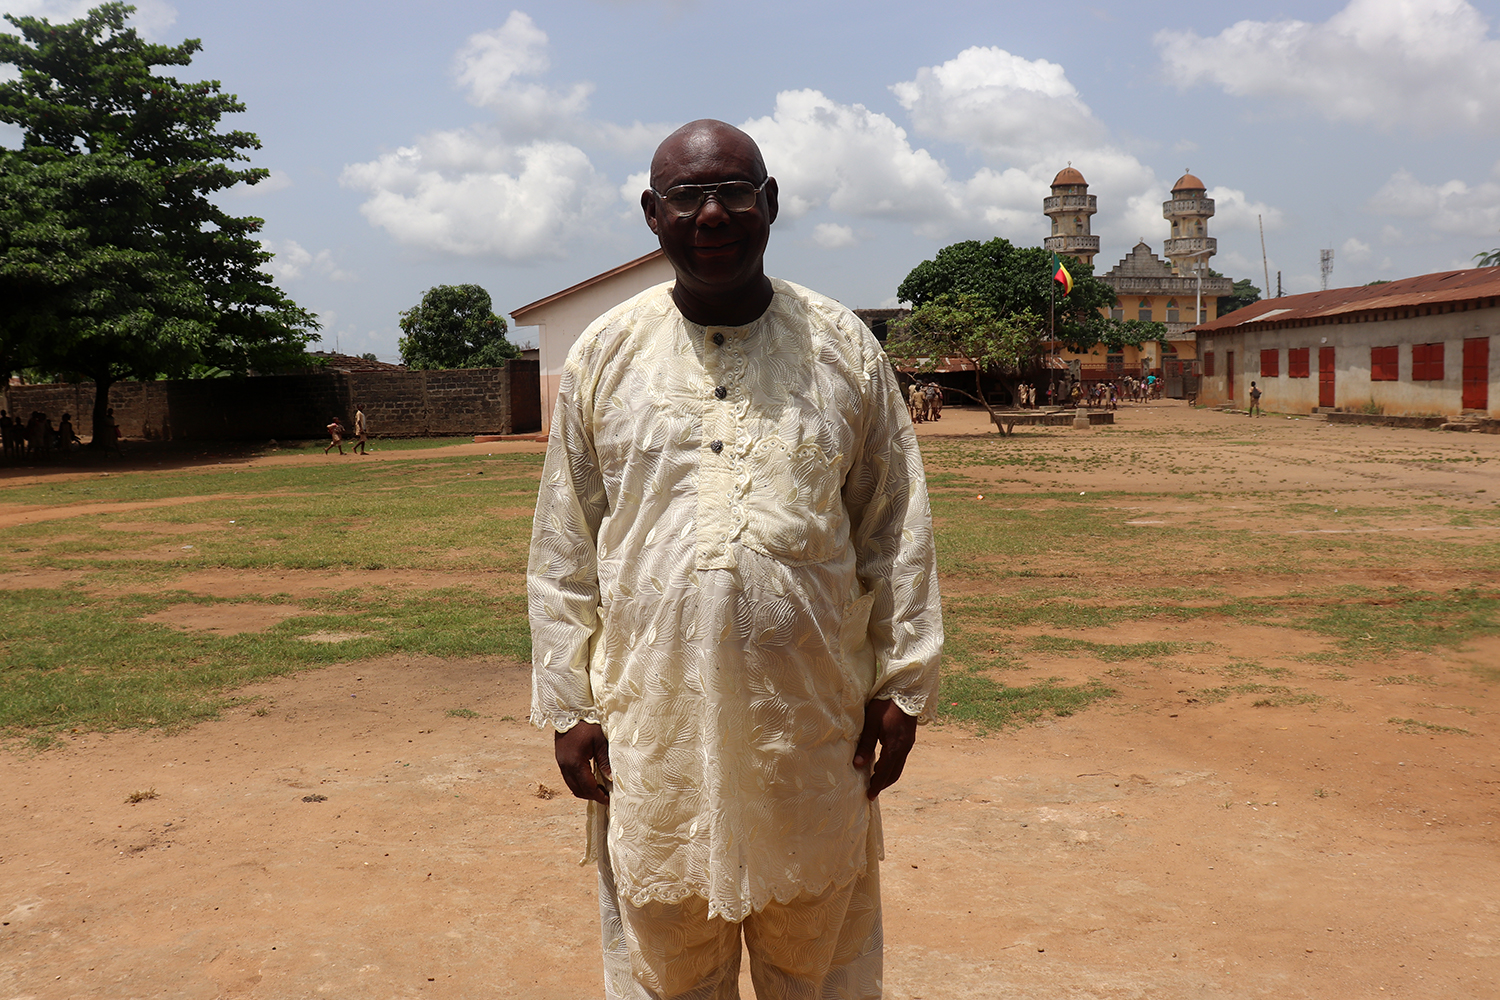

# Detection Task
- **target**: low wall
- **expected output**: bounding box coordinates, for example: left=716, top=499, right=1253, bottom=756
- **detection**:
left=3, top=361, right=541, bottom=442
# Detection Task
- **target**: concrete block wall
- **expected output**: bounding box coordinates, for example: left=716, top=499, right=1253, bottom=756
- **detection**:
left=3, top=359, right=542, bottom=443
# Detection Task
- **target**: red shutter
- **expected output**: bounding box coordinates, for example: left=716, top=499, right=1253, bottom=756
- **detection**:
left=1203, top=351, right=1215, bottom=377
left=1288, top=347, right=1310, bottom=378
left=1260, top=349, right=1279, bottom=377
left=1371, top=345, right=1398, bottom=381
left=1413, top=342, right=1443, bottom=381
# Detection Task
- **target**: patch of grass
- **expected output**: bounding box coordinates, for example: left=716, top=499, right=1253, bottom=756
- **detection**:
left=1026, top=636, right=1196, bottom=662
left=125, top=788, right=158, bottom=803
left=1388, top=717, right=1473, bottom=736
left=937, top=670, right=1114, bottom=734
left=446, top=707, right=480, bottom=719
left=0, top=585, right=528, bottom=738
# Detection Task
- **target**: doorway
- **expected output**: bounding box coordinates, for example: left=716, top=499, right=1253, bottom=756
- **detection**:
left=1463, top=337, right=1490, bottom=411
left=1319, top=347, right=1335, bottom=409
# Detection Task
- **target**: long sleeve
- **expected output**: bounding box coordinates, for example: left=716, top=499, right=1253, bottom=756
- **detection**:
left=842, top=327, right=944, bottom=719
left=528, top=344, right=609, bottom=732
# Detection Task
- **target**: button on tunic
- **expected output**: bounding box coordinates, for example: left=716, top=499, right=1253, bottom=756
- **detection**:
left=529, top=278, right=942, bottom=921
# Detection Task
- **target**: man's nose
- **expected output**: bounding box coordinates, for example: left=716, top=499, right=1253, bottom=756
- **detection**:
left=695, top=195, right=731, bottom=225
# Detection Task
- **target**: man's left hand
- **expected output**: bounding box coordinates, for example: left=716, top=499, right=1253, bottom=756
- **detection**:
left=852, top=698, right=918, bottom=800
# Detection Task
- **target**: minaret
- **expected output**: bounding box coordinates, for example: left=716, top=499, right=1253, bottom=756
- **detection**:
left=1162, top=171, right=1215, bottom=274
left=1043, top=165, right=1099, bottom=266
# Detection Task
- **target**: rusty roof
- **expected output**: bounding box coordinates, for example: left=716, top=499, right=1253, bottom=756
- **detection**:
left=1193, top=266, right=1500, bottom=333
left=1051, top=166, right=1088, bottom=187
left=308, top=351, right=407, bottom=373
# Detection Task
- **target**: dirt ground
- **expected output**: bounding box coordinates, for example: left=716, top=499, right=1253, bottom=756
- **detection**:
left=3, top=402, right=1498, bottom=999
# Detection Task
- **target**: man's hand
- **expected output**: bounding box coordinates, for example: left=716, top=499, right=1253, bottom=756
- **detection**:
left=554, top=722, right=611, bottom=804
left=852, top=698, right=918, bottom=800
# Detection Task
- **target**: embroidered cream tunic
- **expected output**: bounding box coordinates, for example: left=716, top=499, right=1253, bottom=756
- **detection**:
left=528, top=278, right=942, bottom=921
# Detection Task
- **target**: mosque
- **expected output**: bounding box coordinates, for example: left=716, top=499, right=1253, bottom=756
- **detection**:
left=1043, top=166, right=1234, bottom=379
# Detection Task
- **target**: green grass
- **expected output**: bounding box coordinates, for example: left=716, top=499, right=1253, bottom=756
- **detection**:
left=1388, top=717, right=1473, bottom=736
left=5, top=412, right=1499, bottom=745
left=0, top=585, right=528, bottom=737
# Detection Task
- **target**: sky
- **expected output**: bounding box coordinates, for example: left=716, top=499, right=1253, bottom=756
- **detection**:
left=5, top=0, right=1500, bottom=361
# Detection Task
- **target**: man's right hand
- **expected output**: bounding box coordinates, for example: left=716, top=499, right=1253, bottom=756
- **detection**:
left=554, top=722, right=611, bottom=804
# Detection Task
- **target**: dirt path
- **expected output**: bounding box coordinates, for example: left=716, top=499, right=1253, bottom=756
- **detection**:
left=3, top=403, right=1498, bottom=999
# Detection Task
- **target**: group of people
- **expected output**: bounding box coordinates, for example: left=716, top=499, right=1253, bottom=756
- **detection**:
left=0, top=408, right=96, bottom=461
left=324, top=408, right=369, bottom=455
left=906, top=379, right=944, bottom=422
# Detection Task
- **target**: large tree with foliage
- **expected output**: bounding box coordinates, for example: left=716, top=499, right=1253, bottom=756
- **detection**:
left=892, top=239, right=1165, bottom=422
left=0, top=3, right=317, bottom=444
left=896, top=237, right=1159, bottom=355
left=398, top=284, right=519, bottom=369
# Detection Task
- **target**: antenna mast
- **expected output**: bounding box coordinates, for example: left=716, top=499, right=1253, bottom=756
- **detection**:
left=1320, top=248, right=1335, bottom=291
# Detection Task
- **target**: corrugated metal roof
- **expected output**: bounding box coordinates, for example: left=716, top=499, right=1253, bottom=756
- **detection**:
left=1194, top=266, right=1500, bottom=333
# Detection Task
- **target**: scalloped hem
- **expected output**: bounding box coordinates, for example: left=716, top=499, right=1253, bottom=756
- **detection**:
left=619, top=860, right=875, bottom=924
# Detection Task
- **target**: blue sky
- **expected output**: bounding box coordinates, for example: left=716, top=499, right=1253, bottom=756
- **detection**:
left=5, top=0, right=1500, bottom=361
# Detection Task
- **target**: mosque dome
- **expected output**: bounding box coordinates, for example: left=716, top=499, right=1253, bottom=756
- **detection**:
left=1172, top=172, right=1206, bottom=193
left=1051, top=166, right=1088, bottom=188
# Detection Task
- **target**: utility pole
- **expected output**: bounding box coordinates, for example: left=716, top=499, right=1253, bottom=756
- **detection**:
left=1259, top=215, right=1270, bottom=297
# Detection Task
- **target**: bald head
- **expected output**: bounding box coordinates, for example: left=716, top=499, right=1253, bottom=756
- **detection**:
left=641, top=119, right=778, bottom=326
left=650, top=119, right=766, bottom=192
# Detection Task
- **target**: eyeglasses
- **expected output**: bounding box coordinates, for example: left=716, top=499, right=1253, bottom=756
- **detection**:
left=651, top=180, right=766, bottom=218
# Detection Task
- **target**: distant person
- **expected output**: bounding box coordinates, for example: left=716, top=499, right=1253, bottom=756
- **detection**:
left=325, top=416, right=345, bottom=455
left=1248, top=380, right=1263, bottom=417
left=924, top=381, right=941, bottom=421
left=56, top=413, right=81, bottom=451
left=104, top=407, right=124, bottom=456
left=352, top=408, right=369, bottom=455
left=908, top=381, right=925, bottom=423
left=0, top=410, right=14, bottom=459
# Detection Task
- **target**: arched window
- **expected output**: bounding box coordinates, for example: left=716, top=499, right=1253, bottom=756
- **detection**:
left=1137, top=298, right=1153, bottom=322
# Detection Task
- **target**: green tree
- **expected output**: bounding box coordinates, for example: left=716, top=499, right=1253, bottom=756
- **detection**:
left=0, top=3, right=317, bottom=445
left=1475, top=248, right=1500, bottom=268
left=398, top=284, right=519, bottom=370
left=1212, top=271, right=1261, bottom=316
left=896, top=238, right=1158, bottom=354
left=887, top=295, right=1045, bottom=433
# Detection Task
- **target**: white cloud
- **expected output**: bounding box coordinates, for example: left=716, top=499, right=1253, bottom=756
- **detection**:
left=453, top=12, right=591, bottom=138
left=1206, top=186, right=1283, bottom=232
left=742, top=90, right=961, bottom=236
left=228, top=169, right=292, bottom=198
left=342, top=131, right=617, bottom=259
left=2, top=1, right=177, bottom=36
left=1341, top=237, right=1372, bottom=263
left=892, top=46, right=1105, bottom=160
left=1366, top=166, right=1500, bottom=237
left=1157, top=0, right=1500, bottom=134
left=264, top=240, right=356, bottom=283
left=812, top=223, right=857, bottom=249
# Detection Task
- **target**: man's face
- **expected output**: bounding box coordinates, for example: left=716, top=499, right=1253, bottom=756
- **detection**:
left=642, top=127, right=779, bottom=306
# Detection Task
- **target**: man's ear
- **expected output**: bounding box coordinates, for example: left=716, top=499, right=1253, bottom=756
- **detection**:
left=641, top=189, right=660, bottom=235
left=763, top=177, right=779, bottom=226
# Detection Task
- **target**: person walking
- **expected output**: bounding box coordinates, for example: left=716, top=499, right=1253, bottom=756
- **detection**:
left=324, top=416, right=345, bottom=455
left=1248, top=380, right=1263, bottom=417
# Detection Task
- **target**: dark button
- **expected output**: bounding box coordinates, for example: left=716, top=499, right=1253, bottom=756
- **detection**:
left=714, top=385, right=727, bottom=400
left=712, top=332, right=725, bottom=346
left=710, top=440, right=723, bottom=454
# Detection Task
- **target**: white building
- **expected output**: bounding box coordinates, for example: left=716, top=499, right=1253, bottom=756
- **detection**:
left=1193, top=268, right=1500, bottom=418
left=510, top=249, right=675, bottom=433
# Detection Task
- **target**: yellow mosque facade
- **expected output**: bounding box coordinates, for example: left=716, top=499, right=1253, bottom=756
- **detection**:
left=1044, top=168, right=1233, bottom=379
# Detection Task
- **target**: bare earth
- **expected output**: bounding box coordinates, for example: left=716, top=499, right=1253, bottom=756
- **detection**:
left=3, top=403, right=1498, bottom=999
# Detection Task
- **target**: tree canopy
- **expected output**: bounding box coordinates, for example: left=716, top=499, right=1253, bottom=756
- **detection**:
left=895, top=237, right=1159, bottom=355
left=398, top=285, right=520, bottom=370
left=0, top=3, right=317, bottom=442
left=1212, top=271, right=1261, bottom=315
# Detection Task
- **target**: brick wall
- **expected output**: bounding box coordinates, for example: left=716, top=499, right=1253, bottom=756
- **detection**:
left=3, top=360, right=541, bottom=442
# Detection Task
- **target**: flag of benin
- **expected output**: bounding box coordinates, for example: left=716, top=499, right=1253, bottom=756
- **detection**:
left=1052, top=253, right=1074, bottom=295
